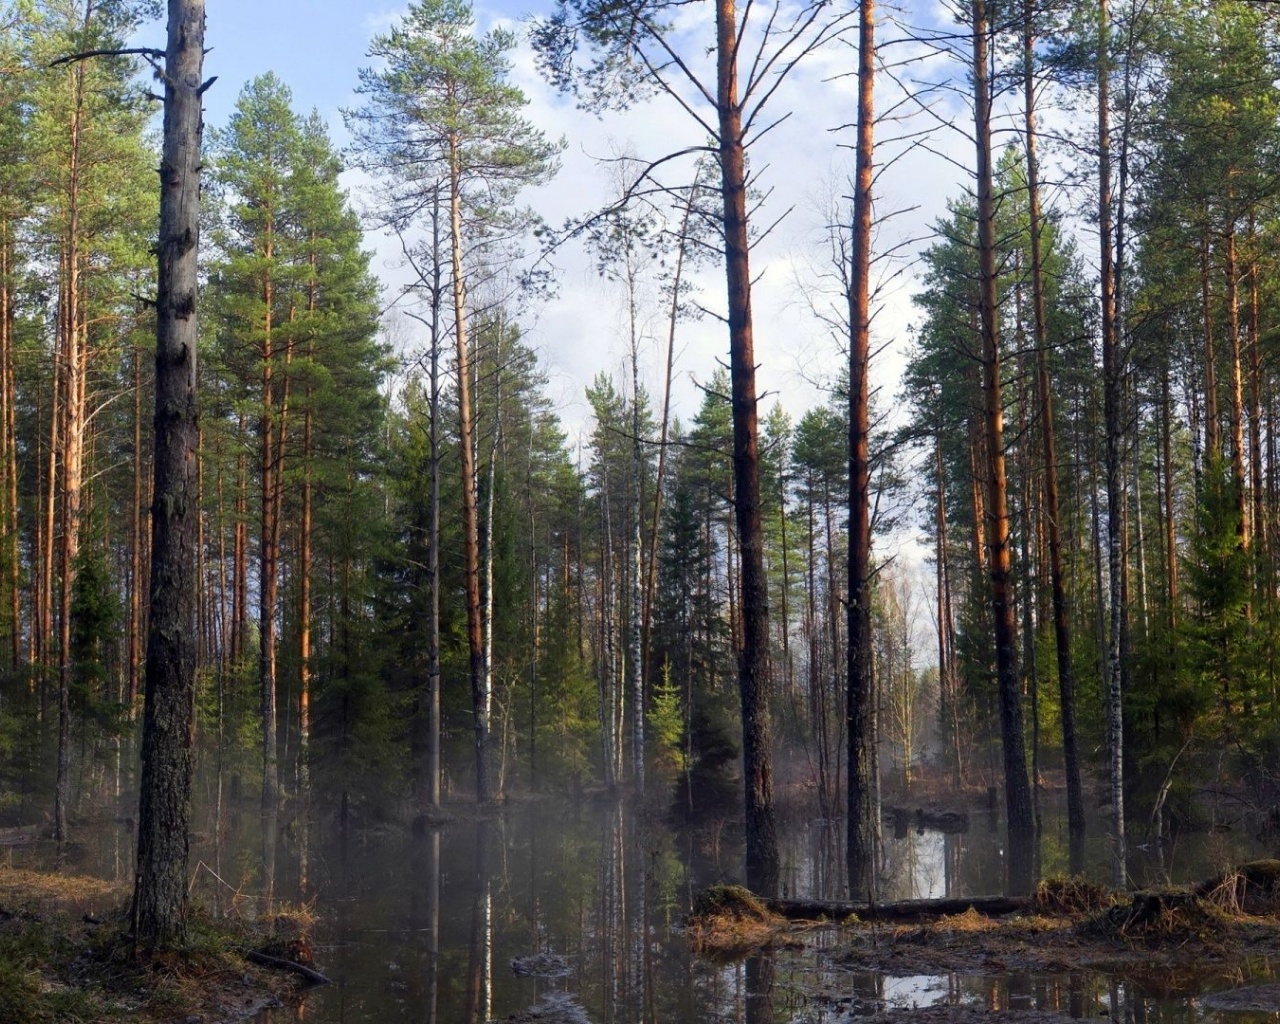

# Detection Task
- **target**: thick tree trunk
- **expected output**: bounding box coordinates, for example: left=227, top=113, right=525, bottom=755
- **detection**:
left=1023, top=0, right=1084, bottom=874
left=717, top=0, right=779, bottom=896
left=846, top=0, right=876, bottom=901
left=55, top=57, right=88, bottom=843
left=973, top=0, right=1034, bottom=896
left=132, top=0, right=205, bottom=948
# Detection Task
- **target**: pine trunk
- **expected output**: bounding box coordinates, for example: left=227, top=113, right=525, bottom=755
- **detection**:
left=717, top=0, right=779, bottom=897
left=449, top=144, right=489, bottom=804
left=974, top=0, right=1034, bottom=896
left=1098, top=0, right=1128, bottom=888
left=132, top=0, right=204, bottom=947
left=1024, top=0, right=1084, bottom=873
left=846, top=0, right=876, bottom=903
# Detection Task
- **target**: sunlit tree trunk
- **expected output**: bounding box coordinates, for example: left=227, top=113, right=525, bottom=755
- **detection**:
left=1224, top=224, right=1248, bottom=549
left=973, top=0, right=1034, bottom=895
left=447, top=138, right=489, bottom=803
left=54, top=51, right=89, bottom=842
left=716, top=0, right=778, bottom=896
left=1024, top=0, right=1084, bottom=872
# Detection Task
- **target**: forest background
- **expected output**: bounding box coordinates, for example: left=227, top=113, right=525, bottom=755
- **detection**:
left=1, top=0, right=1275, bottom=903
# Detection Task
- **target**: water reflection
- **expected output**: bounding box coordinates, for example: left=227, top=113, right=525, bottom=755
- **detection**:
left=14, top=792, right=1280, bottom=1023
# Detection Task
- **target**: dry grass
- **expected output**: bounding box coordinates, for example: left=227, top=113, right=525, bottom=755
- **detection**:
left=0, top=867, right=121, bottom=907
left=1033, top=876, right=1116, bottom=917
left=686, top=884, right=797, bottom=959
left=1083, top=887, right=1236, bottom=946
left=0, top=866, right=308, bottom=1022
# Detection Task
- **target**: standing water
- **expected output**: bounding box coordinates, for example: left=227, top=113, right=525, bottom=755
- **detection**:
left=16, top=793, right=1280, bottom=1022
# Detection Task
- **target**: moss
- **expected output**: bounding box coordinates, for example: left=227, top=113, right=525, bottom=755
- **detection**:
left=0, top=867, right=305, bottom=1023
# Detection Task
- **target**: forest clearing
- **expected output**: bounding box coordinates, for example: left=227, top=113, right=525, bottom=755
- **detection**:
left=4, top=0, right=1280, bottom=1019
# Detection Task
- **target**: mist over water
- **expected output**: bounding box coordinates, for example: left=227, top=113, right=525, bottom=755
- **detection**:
left=15, top=784, right=1280, bottom=1023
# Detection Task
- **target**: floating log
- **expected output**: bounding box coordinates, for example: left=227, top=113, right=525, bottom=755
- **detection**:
left=0, top=825, right=42, bottom=847
left=247, top=950, right=332, bottom=986
left=882, top=807, right=970, bottom=835
left=756, top=893, right=1029, bottom=923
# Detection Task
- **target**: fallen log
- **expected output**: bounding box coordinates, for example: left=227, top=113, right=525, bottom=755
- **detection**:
left=0, top=825, right=42, bottom=847
left=883, top=807, right=970, bottom=835
left=757, top=893, right=1028, bottom=923
left=247, top=950, right=332, bottom=986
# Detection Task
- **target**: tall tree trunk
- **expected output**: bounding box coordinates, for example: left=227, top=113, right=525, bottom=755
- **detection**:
left=973, top=0, right=1034, bottom=896
left=642, top=183, right=696, bottom=682
left=297, top=259, right=317, bottom=887
left=426, top=187, right=443, bottom=811
left=935, top=433, right=962, bottom=788
left=1200, top=230, right=1219, bottom=461
left=40, top=344, right=57, bottom=674
left=0, top=218, right=16, bottom=669
left=1098, top=0, right=1127, bottom=888
left=128, top=343, right=143, bottom=711
left=55, top=53, right=88, bottom=842
left=449, top=143, right=489, bottom=803
left=630, top=319, right=645, bottom=793
left=1161, top=368, right=1178, bottom=628
left=846, top=0, right=876, bottom=901
left=132, top=0, right=205, bottom=947
left=480, top=360, right=500, bottom=796
left=232, top=413, right=246, bottom=664
left=1225, top=224, right=1248, bottom=549
left=1023, top=0, right=1084, bottom=872
left=717, top=0, right=779, bottom=896
left=259, top=217, right=279, bottom=819
left=1247, top=223, right=1265, bottom=557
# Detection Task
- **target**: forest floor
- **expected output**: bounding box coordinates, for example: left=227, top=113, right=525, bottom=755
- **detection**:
left=689, top=868, right=1280, bottom=1020
left=0, top=865, right=313, bottom=1023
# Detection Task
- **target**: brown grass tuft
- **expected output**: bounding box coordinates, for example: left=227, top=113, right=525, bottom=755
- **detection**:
left=1033, top=876, right=1116, bottom=916
left=686, top=885, right=793, bottom=959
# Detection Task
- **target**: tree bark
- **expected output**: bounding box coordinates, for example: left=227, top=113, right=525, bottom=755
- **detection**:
left=1023, top=0, right=1084, bottom=874
left=449, top=139, right=489, bottom=804
left=973, top=0, right=1034, bottom=896
left=426, top=187, right=443, bottom=811
left=846, top=0, right=876, bottom=902
left=717, top=0, right=779, bottom=896
left=54, top=50, right=88, bottom=843
left=1098, top=0, right=1128, bottom=889
left=1224, top=224, right=1248, bottom=549
left=132, top=0, right=205, bottom=948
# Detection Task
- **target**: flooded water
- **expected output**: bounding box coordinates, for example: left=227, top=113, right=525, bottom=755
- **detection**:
left=14, top=788, right=1280, bottom=1023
